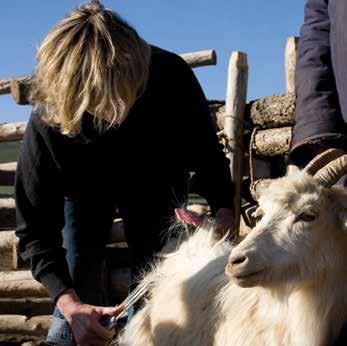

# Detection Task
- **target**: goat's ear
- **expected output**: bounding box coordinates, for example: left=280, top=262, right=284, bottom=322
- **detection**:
left=330, top=187, right=347, bottom=233
left=287, top=164, right=300, bottom=176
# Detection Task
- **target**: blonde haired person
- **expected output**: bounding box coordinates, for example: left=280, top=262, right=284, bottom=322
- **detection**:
left=15, top=1, right=235, bottom=345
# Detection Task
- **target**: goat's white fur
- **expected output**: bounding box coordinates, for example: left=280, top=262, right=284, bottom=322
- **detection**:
left=119, top=170, right=347, bottom=346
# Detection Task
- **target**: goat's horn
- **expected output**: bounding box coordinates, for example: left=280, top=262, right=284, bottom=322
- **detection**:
left=304, top=148, right=345, bottom=176
left=314, top=154, right=347, bottom=187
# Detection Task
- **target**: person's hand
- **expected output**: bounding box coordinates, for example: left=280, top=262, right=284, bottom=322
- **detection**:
left=215, top=208, right=236, bottom=240
left=56, top=289, right=123, bottom=346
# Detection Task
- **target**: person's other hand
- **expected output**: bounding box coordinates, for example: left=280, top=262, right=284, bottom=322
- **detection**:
left=67, top=303, right=122, bottom=346
left=57, top=289, right=123, bottom=346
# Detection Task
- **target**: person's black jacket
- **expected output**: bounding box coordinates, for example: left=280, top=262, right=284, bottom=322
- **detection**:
left=292, top=0, right=347, bottom=163
left=15, top=46, right=234, bottom=303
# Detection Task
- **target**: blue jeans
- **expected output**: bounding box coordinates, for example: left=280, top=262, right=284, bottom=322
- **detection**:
left=47, top=197, right=115, bottom=346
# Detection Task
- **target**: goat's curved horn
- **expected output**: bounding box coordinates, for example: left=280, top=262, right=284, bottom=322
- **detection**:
left=304, top=148, right=345, bottom=176
left=314, top=154, right=347, bottom=187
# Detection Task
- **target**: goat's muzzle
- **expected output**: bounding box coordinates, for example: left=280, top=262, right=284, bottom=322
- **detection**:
left=226, top=252, right=265, bottom=287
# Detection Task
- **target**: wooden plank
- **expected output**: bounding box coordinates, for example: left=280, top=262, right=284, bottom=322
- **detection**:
left=223, top=52, right=248, bottom=233
left=0, top=123, right=26, bottom=142
left=285, top=37, right=299, bottom=94
left=0, top=162, right=16, bottom=186
left=0, top=298, right=53, bottom=317
left=0, top=315, right=51, bottom=342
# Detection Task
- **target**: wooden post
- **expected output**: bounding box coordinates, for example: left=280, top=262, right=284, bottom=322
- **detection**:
left=285, top=37, right=299, bottom=94
left=224, top=52, right=248, bottom=233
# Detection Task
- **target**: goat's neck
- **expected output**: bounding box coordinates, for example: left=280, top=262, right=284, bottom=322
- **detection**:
left=283, top=271, right=347, bottom=345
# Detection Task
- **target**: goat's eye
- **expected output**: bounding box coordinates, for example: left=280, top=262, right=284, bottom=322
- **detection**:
left=297, top=213, right=316, bottom=222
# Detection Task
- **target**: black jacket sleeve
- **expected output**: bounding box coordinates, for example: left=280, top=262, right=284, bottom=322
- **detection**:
left=291, top=0, right=345, bottom=163
left=15, top=112, right=73, bottom=303
left=177, top=57, right=234, bottom=214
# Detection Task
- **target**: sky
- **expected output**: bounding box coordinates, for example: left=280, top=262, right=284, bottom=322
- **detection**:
left=0, top=0, right=305, bottom=123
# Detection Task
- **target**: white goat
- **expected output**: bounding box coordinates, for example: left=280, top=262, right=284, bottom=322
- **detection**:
left=119, top=150, right=347, bottom=346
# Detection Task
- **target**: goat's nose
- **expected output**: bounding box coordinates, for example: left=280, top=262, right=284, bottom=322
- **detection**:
left=229, top=255, right=247, bottom=266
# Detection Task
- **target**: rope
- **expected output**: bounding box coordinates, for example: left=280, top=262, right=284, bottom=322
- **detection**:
left=249, top=128, right=258, bottom=194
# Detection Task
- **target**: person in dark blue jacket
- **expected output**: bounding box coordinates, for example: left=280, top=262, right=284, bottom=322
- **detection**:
left=292, top=1, right=347, bottom=344
left=291, top=0, right=347, bottom=170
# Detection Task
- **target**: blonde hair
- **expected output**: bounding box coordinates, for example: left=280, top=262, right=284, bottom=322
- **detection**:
left=31, top=0, right=151, bottom=135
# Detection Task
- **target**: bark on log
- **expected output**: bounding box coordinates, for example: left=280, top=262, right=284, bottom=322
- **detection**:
left=0, top=122, right=27, bottom=142
left=0, top=271, right=49, bottom=298
left=285, top=37, right=299, bottom=94
left=0, top=230, right=18, bottom=271
left=0, top=162, right=17, bottom=186
left=0, top=315, right=51, bottom=342
left=0, top=197, right=16, bottom=229
left=0, top=298, right=53, bottom=317
left=224, top=52, right=248, bottom=232
left=180, top=50, right=217, bottom=68
left=252, top=127, right=292, bottom=156
left=248, top=93, right=295, bottom=129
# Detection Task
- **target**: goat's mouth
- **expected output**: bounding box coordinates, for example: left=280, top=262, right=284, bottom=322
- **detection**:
left=226, top=265, right=265, bottom=287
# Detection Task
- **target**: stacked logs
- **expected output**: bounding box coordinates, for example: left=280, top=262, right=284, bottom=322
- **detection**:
left=0, top=49, right=214, bottom=345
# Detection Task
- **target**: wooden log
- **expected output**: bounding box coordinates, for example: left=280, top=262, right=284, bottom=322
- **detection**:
left=252, top=127, right=292, bottom=157
left=180, top=49, right=217, bottom=68
left=0, top=197, right=16, bottom=229
left=223, top=52, right=248, bottom=233
left=0, top=271, right=48, bottom=298
left=11, top=78, right=33, bottom=105
left=0, top=230, right=18, bottom=271
left=248, top=93, right=295, bottom=129
left=0, top=315, right=51, bottom=342
left=0, top=77, right=29, bottom=96
left=0, top=162, right=17, bottom=186
left=0, top=122, right=27, bottom=142
left=285, top=37, right=299, bottom=94
left=0, top=298, right=53, bottom=317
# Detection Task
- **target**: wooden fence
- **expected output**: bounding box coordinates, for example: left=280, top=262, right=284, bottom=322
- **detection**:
left=0, top=38, right=299, bottom=344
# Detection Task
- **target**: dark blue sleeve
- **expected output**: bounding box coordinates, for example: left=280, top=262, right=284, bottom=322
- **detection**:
left=292, top=0, right=345, bottom=154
